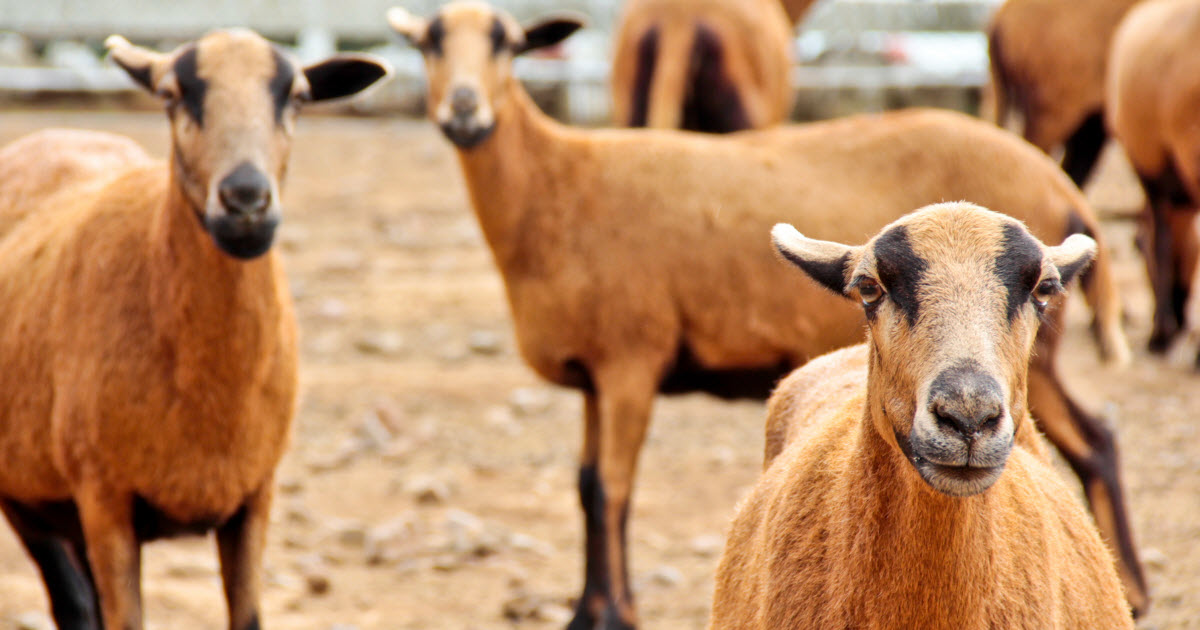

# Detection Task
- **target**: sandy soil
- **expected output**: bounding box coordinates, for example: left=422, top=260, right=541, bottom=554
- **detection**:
left=0, top=110, right=1195, bottom=630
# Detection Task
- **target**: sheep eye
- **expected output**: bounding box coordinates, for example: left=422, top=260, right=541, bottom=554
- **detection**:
left=856, top=277, right=884, bottom=306
left=1032, top=278, right=1061, bottom=309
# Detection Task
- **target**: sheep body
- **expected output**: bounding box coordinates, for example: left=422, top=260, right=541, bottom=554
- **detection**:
left=610, top=0, right=793, bottom=132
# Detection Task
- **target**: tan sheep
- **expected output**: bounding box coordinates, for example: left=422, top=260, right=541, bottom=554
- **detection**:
left=0, top=31, right=388, bottom=630
left=1107, top=0, right=1200, bottom=359
left=387, top=3, right=1144, bottom=626
left=985, top=0, right=1143, bottom=186
left=710, top=203, right=1134, bottom=629
left=609, top=0, right=794, bottom=132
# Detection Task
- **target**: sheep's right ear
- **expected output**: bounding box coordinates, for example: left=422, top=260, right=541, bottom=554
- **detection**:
left=771, top=223, right=858, bottom=295
left=387, top=7, right=428, bottom=46
left=106, top=35, right=168, bottom=93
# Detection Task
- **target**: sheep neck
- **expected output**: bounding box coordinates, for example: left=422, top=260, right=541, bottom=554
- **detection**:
left=454, top=78, right=573, bottom=273
left=150, top=164, right=285, bottom=396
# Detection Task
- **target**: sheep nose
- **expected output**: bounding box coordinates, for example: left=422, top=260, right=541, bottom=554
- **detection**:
left=218, top=162, right=271, bottom=216
left=928, top=366, right=1005, bottom=439
left=450, top=86, right=478, bottom=116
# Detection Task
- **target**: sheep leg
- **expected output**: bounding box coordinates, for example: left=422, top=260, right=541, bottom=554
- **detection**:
left=569, top=365, right=658, bottom=630
left=570, top=392, right=608, bottom=629
left=1025, top=341, right=1148, bottom=617
left=1, top=501, right=100, bottom=629
left=1059, top=112, right=1107, bottom=188
left=216, top=483, right=272, bottom=630
left=76, top=485, right=142, bottom=630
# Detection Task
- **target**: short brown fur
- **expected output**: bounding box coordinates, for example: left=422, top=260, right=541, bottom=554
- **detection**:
left=610, top=0, right=794, bottom=132
left=712, top=205, right=1133, bottom=629
left=1107, top=0, right=1200, bottom=358
left=0, top=29, right=386, bottom=630
left=389, top=3, right=1141, bottom=626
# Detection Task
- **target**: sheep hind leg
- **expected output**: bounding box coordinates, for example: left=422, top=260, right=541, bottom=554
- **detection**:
left=75, top=484, right=143, bottom=630
left=1060, top=111, right=1107, bottom=189
left=1025, top=354, right=1148, bottom=617
left=216, top=484, right=273, bottom=630
left=1, top=501, right=100, bottom=629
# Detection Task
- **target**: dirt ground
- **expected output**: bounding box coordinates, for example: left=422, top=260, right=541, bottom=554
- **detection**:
left=0, top=109, right=1195, bottom=630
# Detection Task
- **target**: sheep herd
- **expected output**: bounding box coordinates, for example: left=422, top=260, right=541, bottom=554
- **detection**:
left=0, top=0, right=1195, bottom=628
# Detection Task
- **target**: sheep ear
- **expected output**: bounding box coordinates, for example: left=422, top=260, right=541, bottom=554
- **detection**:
left=772, top=223, right=859, bottom=295
left=304, top=54, right=392, bottom=102
left=386, top=7, right=428, bottom=46
left=106, top=35, right=168, bottom=93
left=1047, top=233, right=1096, bottom=286
left=516, top=17, right=584, bottom=55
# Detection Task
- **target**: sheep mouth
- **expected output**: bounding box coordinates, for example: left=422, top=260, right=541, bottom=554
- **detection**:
left=912, top=458, right=1006, bottom=497
left=439, top=118, right=494, bottom=149
left=205, top=214, right=279, bottom=260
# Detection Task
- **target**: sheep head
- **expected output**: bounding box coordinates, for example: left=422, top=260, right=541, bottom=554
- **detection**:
left=388, top=2, right=583, bottom=149
left=107, top=30, right=390, bottom=259
left=773, top=202, right=1095, bottom=497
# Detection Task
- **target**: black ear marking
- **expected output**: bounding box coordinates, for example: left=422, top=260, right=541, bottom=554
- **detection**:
left=173, top=46, right=207, bottom=126
left=113, top=56, right=154, bottom=91
left=779, top=249, right=852, bottom=296
left=873, top=225, right=927, bottom=326
left=1056, top=255, right=1092, bottom=287
left=995, top=223, right=1044, bottom=320
left=303, top=56, right=389, bottom=102
left=516, top=18, right=583, bottom=55
left=424, top=16, right=446, bottom=55
left=490, top=17, right=508, bottom=55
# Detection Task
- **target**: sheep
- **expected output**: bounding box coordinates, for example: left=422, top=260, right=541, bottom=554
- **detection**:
left=1107, top=0, right=1200, bottom=359
left=984, top=0, right=1143, bottom=187
left=0, top=30, right=388, bottom=630
left=609, top=0, right=794, bottom=132
left=710, top=203, right=1134, bottom=629
left=385, top=3, right=1144, bottom=626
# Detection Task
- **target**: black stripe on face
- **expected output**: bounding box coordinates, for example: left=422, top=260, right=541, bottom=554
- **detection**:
left=174, top=46, right=207, bottom=126
left=268, top=49, right=296, bottom=123
left=995, top=223, right=1044, bottom=321
left=424, top=16, right=446, bottom=55
left=873, top=225, right=927, bottom=326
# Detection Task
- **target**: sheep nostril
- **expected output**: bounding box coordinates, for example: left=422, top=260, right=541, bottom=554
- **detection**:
left=450, top=87, right=478, bottom=116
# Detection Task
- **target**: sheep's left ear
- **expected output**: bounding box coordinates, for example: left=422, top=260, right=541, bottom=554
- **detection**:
left=516, top=17, right=584, bottom=55
left=1046, top=233, right=1096, bottom=286
left=772, top=223, right=860, bottom=295
left=386, top=7, right=428, bottom=46
left=303, top=54, right=392, bottom=102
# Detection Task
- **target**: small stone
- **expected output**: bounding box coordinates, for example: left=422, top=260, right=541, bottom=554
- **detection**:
left=373, top=397, right=406, bottom=434
left=321, top=248, right=366, bottom=272
left=467, top=329, right=503, bottom=355
left=358, top=410, right=395, bottom=450
left=284, top=500, right=315, bottom=525
left=164, top=557, right=217, bottom=579
left=296, top=554, right=332, bottom=596
left=406, top=474, right=452, bottom=504
left=355, top=330, right=405, bottom=356
left=1141, top=547, right=1167, bottom=571
left=689, top=534, right=725, bottom=557
left=330, top=519, right=368, bottom=548
left=316, top=298, right=348, bottom=321
left=14, top=611, right=54, bottom=630
left=646, top=565, right=683, bottom=588
left=278, top=477, right=304, bottom=495
left=509, top=532, right=553, bottom=557
left=509, top=387, right=553, bottom=417
left=307, top=435, right=362, bottom=472
left=536, top=603, right=573, bottom=624
left=382, top=436, right=416, bottom=462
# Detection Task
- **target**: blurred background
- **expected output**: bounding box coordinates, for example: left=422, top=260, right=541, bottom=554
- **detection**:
left=0, top=0, right=993, bottom=122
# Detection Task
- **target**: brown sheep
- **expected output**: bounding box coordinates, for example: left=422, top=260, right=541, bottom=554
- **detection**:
left=1107, top=0, right=1200, bottom=359
left=609, top=0, right=794, bottom=132
left=386, top=3, right=1144, bottom=626
left=710, top=203, right=1134, bottom=629
left=985, top=0, right=1143, bottom=186
left=0, top=31, right=388, bottom=630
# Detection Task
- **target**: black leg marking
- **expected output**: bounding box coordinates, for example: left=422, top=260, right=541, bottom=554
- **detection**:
left=568, top=465, right=608, bottom=630
left=682, top=23, right=751, bottom=133
left=1060, top=111, right=1107, bottom=188
left=239, top=614, right=261, bottom=630
left=628, top=26, right=659, bottom=127
left=2, top=501, right=100, bottom=630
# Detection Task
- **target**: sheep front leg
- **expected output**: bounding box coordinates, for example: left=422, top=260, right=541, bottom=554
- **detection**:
left=75, top=484, right=143, bottom=630
left=1025, top=336, right=1148, bottom=617
left=1, top=501, right=100, bottom=629
left=570, top=392, right=607, bottom=629
left=572, top=363, right=658, bottom=630
left=217, top=482, right=273, bottom=630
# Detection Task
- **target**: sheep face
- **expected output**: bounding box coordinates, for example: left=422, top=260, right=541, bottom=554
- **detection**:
left=107, top=30, right=389, bottom=259
left=388, top=3, right=583, bottom=149
left=773, top=202, right=1096, bottom=497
